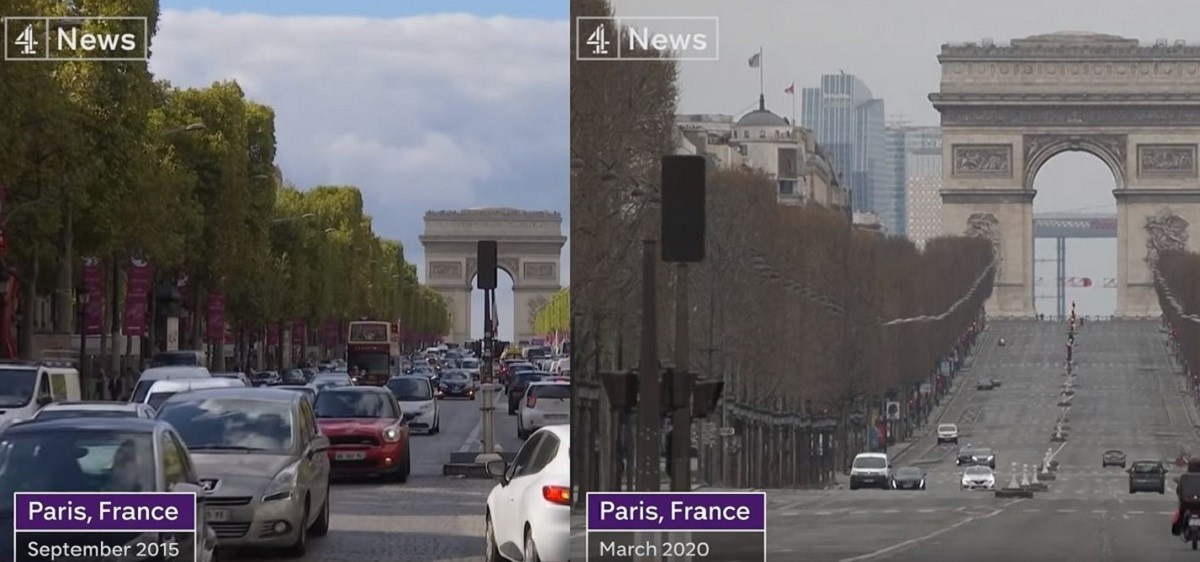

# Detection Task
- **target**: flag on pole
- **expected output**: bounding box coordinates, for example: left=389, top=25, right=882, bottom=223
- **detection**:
left=748, top=52, right=761, bottom=68
left=784, top=82, right=794, bottom=94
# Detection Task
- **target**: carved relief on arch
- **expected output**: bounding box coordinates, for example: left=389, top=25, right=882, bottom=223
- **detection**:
left=429, top=261, right=463, bottom=280
left=1022, top=133, right=1127, bottom=189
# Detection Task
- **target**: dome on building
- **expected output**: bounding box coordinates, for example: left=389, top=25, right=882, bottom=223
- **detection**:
left=735, top=94, right=789, bottom=127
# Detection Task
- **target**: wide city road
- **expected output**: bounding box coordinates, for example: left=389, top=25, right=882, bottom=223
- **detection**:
left=722, top=319, right=1200, bottom=561
left=226, top=390, right=523, bottom=562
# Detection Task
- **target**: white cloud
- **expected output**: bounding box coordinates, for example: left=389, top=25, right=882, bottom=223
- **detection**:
left=150, top=9, right=569, bottom=340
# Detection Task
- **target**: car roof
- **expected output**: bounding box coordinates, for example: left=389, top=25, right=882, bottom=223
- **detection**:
left=965, top=465, right=992, bottom=471
left=7, top=417, right=166, bottom=434
left=140, top=366, right=211, bottom=379
left=390, top=375, right=430, bottom=381
left=159, top=387, right=301, bottom=404
left=320, top=385, right=388, bottom=394
left=40, top=401, right=143, bottom=411
left=534, top=424, right=570, bottom=442
left=528, top=380, right=569, bottom=387
left=855, top=452, right=887, bottom=458
left=149, top=377, right=244, bottom=392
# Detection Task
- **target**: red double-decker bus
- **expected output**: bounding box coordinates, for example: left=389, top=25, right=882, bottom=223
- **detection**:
left=346, top=320, right=399, bottom=385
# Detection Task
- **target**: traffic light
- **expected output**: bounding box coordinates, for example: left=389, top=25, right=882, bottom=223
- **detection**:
left=469, top=340, right=482, bottom=356
left=492, top=340, right=509, bottom=357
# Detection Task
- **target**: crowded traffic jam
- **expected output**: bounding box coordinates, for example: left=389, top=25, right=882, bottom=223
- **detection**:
left=0, top=322, right=572, bottom=561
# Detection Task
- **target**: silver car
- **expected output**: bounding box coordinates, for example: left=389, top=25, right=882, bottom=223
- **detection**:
left=156, top=388, right=332, bottom=557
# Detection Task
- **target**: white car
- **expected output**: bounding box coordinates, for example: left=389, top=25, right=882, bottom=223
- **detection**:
left=485, top=425, right=570, bottom=562
left=849, top=452, right=892, bottom=490
left=33, top=400, right=156, bottom=420
left=937, top=423, right=959, bottom=444
left=517, top=381, right=570, bottom=440
left=961, top=466, right=996, bottom=490
left=142, top=377, right=246, bottom=410
left=386, top=376, right=440, bottom=434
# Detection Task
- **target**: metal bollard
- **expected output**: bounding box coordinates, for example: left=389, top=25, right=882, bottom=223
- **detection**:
left=1008, top=462, right=1020, bottom=489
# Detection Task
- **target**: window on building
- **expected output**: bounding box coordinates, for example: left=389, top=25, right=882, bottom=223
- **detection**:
left=778, top=180, right=796, bottom=195
left=759, top=130, right=766, bottom=138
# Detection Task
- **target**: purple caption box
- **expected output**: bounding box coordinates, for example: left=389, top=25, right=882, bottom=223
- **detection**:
left=587, top=492, right=766, bottom=531
left=14, top=492, right=196, bottom=532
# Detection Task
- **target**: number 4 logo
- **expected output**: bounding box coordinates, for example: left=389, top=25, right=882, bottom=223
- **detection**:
left=14, top=23, right=38, bottom=55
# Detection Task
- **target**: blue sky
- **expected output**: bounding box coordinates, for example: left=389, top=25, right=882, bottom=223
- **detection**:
left=160, top=0, right=566, bottom=19
left=152, top=3, right=568, bottom=340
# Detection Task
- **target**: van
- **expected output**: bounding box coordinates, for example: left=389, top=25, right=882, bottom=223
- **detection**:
left=0, top=360, right=82, bottom=429
left=142, top=377, right=245, bottom=410
left=131, top=366, right=211, bottom=404
left=849, top=452, right=892, bottom=490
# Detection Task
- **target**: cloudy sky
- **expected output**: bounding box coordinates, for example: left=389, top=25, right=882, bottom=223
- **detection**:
left=608, top=0, right=1197, bottom=316
left=154, top=0, right=568, bottom=340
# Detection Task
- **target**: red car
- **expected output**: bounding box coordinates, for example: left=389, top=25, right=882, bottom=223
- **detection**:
left=315, top=386, right=411, bottom=482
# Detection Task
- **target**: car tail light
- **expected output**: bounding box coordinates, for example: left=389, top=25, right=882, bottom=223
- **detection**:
left=527, top=394, right=537, bottom=408
left=543, top=485, right=569, bottom=505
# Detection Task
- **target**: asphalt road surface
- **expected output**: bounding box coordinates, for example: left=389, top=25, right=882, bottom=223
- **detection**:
left=226, top=389, right=523, bottom=562
left=703, top=320, right=1200, bottom=561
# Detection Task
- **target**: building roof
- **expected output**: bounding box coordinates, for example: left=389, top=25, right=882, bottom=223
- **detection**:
left=736, top=94, right=789, bottom=127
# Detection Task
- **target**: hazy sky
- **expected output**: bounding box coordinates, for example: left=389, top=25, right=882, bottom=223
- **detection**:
left=607, top=0, right=1194, bottom=315
left=152, top=4, right=568, bottom=340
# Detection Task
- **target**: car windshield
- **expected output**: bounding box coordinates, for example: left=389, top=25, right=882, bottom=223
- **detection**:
left=461, top=359, right=479, bottom=368
left=35, top=409, right=136, bottom=421
left=531, top=384, right=570, bottom=399
left=515, top=373, right=543, bottom=386
left=387, top=378, right=432, bottom=401
left=853, top=456, right=886, bottom=469
left=965, top=467, right=992, bottom=476
left=938, top=425, right=956, bottom=431
left=442, top=372, right=469, bottom=381
left=895, top=467, right=921, bottom=478
left=157, top=397, right=294, bottom=453
left=315, top=390, right=396, bottom=418
left=0, top=430, right=156, bottom=508
left=1132, top=463, right=1161, bottom=473
left=1106, top=450, right=1124, bottom=456
left=146, top=392, right=179, bottom=410
left=0, top=369, right=37, bottom=408
left=973, top=449, right=993, bottom=456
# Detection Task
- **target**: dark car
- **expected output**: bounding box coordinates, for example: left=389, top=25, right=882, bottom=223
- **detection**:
left=280, top=368, right=308, bottom=385
left=438, top=370, right=475, bottom=399
left=507, top=372, right=546, bottom=415
left=976, top=379, right=995, bottom=391
left=1128, top=460, right=1166, bottom=494
left=956, top=446, right=976, bottom=466
left=0, top=418, right=219, bottom=561
left=1102, top=449, right=1127, bottom=468
left=969, top=447, right=996, bottom=469
left=891, top=466, right=926, bottom=490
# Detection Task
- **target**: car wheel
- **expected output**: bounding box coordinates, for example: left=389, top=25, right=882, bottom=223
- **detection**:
left=849, top=482, right=858, bottom=490
left=308, top=488, right=330, bottom=537
left=485, top=514, right=502, bottom=562
left=517, top=423, right=529, bottom=440
left=524, top=527, right=542, bottom=562
left=283, top=498, right=309, bottom=557
left=430, top=416, right=440, bottom=435
left=394, top=446, right=411, bottom=483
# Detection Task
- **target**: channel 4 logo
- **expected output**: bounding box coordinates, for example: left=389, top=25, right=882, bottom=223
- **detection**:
left=576, top=16, right=718, bottom=61
left=4, top=16, right=149, bottom=61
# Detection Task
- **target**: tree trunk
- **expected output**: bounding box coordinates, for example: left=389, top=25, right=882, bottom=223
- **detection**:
left=54, top=195, right=73, bottom=334
left=108, top=259, right=121, bottom=376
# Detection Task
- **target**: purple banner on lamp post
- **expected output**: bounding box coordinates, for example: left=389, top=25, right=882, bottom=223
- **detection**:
left=14, top=492, right=196, bottom=532
left=586, top=492, right=767, bottom=531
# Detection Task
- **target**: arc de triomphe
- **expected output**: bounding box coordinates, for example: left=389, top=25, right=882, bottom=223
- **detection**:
left=419, top=208, right=565, bottom=343
left=932, top=32, right=1199, bottom=317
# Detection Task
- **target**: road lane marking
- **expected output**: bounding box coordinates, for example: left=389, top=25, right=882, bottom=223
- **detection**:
left=1091, top=509, right=1106, bottom=514
left=780, top=511, right=800, bottom=517
left=837, top=502, right=1014, bottom=562
left=1128, top=510, right=1143, bottom=514
left=917, top=509, right=936, bottom=513
left=1024, top=509, right=1040, bottom=513
left=1057, top=509, right=1076, bottom=513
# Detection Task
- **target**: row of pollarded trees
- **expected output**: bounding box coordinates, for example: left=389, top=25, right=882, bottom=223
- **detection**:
left=1156, top=249, right=1200, bottom=375
left=0, top=0, right=449, bottom=368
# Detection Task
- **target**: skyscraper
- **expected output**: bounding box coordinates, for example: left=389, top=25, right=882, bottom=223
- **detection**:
left=802, top=74, right=894, bottom=226
left=886, top=125, right=943, bottom=248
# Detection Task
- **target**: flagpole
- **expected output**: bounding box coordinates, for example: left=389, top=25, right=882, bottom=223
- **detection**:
left=758, top=46, right=764, bottom=100
left=791, top=86, right=796, bottom=127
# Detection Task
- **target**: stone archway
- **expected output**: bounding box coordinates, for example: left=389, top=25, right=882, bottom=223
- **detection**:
left=419, top=208, right=566, bottom=343
left=931, top=32, right=1200, bottom=317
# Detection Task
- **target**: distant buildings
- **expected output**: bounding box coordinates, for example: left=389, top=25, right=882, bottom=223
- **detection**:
left=886, top=125, right=943, bottom=249
left=801, top=74, right=898, bottom=231
left=674, top=95, right=847, bottom=210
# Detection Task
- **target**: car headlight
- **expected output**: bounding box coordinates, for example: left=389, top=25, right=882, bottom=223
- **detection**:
left=262, top=464, right=299, bottom=502
left=383, top=427, right=402, bottom=443
left=919, top=480, right=924, bottom=487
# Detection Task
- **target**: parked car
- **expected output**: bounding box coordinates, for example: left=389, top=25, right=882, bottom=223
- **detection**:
left=517, top=381, right=570, bottom=440
left=315, top=386, right=411, bottom=482
left=484, top=425, right=570, bottom=562
left=156, top=388, right=331, bottom=556
left=32, top=400, right=156, bottom=420
left=0, top=417, right=218, bottom=561
left=386, top=376, right=440, bottom=434
left=1102, top=449, right=1127, bottom=468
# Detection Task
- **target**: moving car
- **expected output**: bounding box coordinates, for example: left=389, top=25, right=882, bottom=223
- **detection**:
left=1102, top=449, right=1127, bottom=468
left=956, top=446, right=975, bottom=466
left=484, top=424, right=570, bottom=562
left=848, top=452, right=892, bottom=490
left=310, top=373, right=354, bottom=391
left=1128, top=460, right=1166, bottom=494
left=0, top=417, right=218, bottom=561
left=507, top=372, right=547, bottom=415
left=273, top=385, right=318, bottom=405
left=32, top=401, right=155, bottom=420
left=0, top=359, right=82, bottom=430
left=961, top=466, right=996, bottom=490
left=438, top=370, right=476, bottom=399
left=315, top=386, right=411, bottom=482
left=386, top=376, right=440, bottom=434
left=131, top=366, right=211, bottom=404
left=156, top=388, right=331, bottom=557
left=143, top=377, right=247, bottom=410
left=149, top=350, right=207, bottom=368
left=976, top=379, right=996, bottom=391
left=968, top=447, right=997, bottom=469
left=211, top=371, right=253, bottom=386
left=517, top=381, right=570, bottom=440
left=891, top=466, right=926, bottom=490
left=936, top=423, right=959, bottom=444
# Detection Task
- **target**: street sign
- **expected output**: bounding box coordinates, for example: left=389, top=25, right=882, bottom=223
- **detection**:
left=719, top=427, right=735, bottom=437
